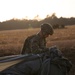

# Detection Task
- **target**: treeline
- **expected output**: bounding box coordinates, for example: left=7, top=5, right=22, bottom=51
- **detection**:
left=0, top=13, right=75, bottom=30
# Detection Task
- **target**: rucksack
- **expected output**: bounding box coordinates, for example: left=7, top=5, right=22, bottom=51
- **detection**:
left=0, top=46, right=72, bottom=75
left=21, top=34, right=36, bottom=54
left=0, top=54, right=42, bottom=75
left=40, top=47, right=72, bottom=75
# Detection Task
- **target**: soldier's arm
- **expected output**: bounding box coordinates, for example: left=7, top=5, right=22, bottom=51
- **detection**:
left=21, top=40, right=26, bottom=54
left=30, top=38, right=48, bottom=53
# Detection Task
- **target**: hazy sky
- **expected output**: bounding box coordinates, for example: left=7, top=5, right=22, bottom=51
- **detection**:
left=0, top=0, right=75, bottom=22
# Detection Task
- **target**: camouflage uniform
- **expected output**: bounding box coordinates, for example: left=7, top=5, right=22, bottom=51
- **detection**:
left=21, top=33, right=48, bottom=54
left=21, top=23, right=54, bottom=54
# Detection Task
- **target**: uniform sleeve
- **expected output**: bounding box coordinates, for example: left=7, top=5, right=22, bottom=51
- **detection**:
left=21, top=40, right=27, bottom=54
left=30, top=38, right=48, bottom=53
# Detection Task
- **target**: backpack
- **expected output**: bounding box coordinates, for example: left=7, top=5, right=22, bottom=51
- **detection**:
left=0, top=54, right=42, bottom=75
left=0, top=47, right=72, bottom=75
left=40, top=47, right=72, bottom=75
left=21, top=34, right=36, bottom=54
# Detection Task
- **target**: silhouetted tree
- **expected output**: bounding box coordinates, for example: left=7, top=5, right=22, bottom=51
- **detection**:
left=0, top=13, right=75, bottom=31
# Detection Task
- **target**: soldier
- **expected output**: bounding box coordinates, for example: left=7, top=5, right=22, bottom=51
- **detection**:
left=21, top=23, right=54, bottom=54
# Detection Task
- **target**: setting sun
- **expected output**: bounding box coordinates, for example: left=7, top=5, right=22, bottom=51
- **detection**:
left=0, top=0, right=75, bottom=22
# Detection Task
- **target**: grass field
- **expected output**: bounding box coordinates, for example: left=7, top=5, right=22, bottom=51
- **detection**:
left=0, top=25, right=75, bottom=74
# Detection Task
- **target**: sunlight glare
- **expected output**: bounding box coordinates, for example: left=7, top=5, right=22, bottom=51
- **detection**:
left=0, top=0, right=75, bottom=22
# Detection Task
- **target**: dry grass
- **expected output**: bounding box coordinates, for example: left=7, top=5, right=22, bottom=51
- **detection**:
left=0, top=25, right=75, bottom=75
left=0, top=28, right=40, bottom=56
left=0, top=25, right=75, bottom=56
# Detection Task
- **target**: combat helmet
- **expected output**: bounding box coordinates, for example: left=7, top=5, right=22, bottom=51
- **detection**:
left=41, top=23, right=54, bottom=35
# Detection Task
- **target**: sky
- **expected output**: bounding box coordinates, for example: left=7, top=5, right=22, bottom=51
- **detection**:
left=0, top=0, right=75, bottom=22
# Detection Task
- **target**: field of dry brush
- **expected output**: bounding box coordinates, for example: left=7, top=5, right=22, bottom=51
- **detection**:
left=0, top=25, right=75, bottom=75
